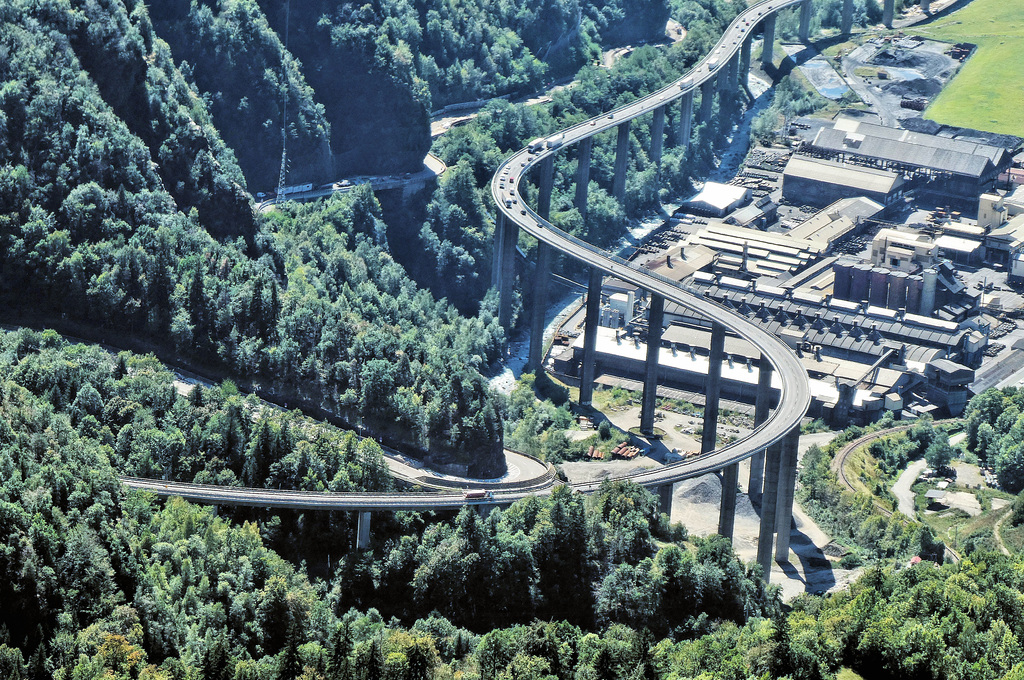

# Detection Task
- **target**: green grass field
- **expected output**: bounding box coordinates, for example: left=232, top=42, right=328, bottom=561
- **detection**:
left=911, top=0, right=1024, bottom=135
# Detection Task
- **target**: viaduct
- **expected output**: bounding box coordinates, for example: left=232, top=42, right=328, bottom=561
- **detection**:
left=121, top=0, right=902, bottom=582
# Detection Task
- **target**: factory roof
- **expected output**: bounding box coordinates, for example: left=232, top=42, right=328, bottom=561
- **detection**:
left=988, top=214, right=1024, bottom=250
left=570, top=326, right=886, bottom=405
left=727, top=203, right=765, bottom=226
left=935, top=234, right=983, bottom=254
left=644, top=244, right=715, bottom=282
left=683, top=273, right=969, bottom=350
left=785, top=196, right=883, bottom=243
left=833, top=117, right=1009, bottom=164
left=810, top=118, right=1007, bottom=179
left=685, top=182, right=751, bottom=212
left=684, top=224, right=825, bottom=275
left=783, top=156, right=903, bottom=195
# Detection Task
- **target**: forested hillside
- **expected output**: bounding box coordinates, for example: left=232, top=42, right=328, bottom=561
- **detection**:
left=409, top=0, right=749, bottom=311
left=0, top=0, right=505, bottom=471
left=149, top=0, right=334, bottom=189
left=2, top=341, right=1024, bottom=679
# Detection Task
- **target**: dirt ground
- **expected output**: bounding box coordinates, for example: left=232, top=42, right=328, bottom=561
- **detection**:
left=562, top=429, right=858, bottom=600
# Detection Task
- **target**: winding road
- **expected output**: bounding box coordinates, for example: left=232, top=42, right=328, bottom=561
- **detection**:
left=123, top=0, right=813, bottom=512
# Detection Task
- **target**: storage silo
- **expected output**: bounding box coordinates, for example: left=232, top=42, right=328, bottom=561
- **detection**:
left=921, top=268, right=938, bottom=315
left=906, top=275, right=924, bottom=314
left=850, top=263, right=871, bottom=302
left=832, top=262, right=852, bottom=300
left=887, top=271, right=908, bottom=310
left=869, top=267, right=889, bottom=307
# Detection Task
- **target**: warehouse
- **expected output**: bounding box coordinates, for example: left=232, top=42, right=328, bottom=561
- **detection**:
left=806, top=117, right=1012, bottom=196
left=677, top=272, right=986, bottom=365
left=782, top=156, right=905, bottom=207
left=683, top=224, right=825, bottom=276
left=680, top=182, right=752, bottom=217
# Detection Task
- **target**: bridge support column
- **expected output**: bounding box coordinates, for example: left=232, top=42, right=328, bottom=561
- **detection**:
left=841, top=0, right=854, bottom=34
left=756, top=441, right=781, bottom=581
left=497, top=217, right=519, bottom=331
left=492, top=213, right=505, bottom=289
left=725, top=54, right=740, bottom=93
left=921, top=0, right=931, bottom=12
left=699, top=79, right=715, bottom=124
left=677, top=90, right=694, bottom=153
left=657, top=484, right=674, bottom=516
left=476, top=504, right=495, bottom=518
left=528, top=242, right=552, bottom=372
left=883, top=0, right=894, bottom=28
left=718, top=464, right=739, bottom=540
left=527, top=156, right=556, bottom=372
left=537, top=156, right=555, bottom=220
left=701, top=322, right=725, bottom=454
left=798, top=0, right=813, bottom=42
left=748, top=356, right=774, bottom=504
left=580, top=267, right=603, bottom=406
left=575, top=137, right=593, bottom=222
left=740, top=35, right=752, bottom=90
left=640, top=294, right=664, bottom=435
left=650, top=105, right=666, bottom=171
left=774, top=427, right=800, bottom=563
left=612, top=121, right=630, bottom=204
left=761, top=14, right=776, bottom=68
left=356, top=511, right=371, bottom=550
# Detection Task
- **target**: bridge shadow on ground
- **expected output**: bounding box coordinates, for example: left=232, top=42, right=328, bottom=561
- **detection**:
left=771, top=509, right=837, bottom=595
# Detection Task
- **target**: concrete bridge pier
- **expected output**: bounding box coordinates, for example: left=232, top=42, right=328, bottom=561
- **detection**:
left=612, top=121, right=631, bottom=204
left=761, top=14, right=777, bottom=68
left=677, top=90, right=694, bottom=153
left=657, top=483, right=674, bottom=516
left=883, top=0, right=894, bottom=27
left=774, top=426, right=800, bottom=563
left=720, top=54, right=738, bottom=93
left=650, top=105, right=666, bottom=170
left=497, top=216, right=519, bottom=331
left=718, top=464, right=739, bottom=540
left=356, top=511, right=371, bottom=550
left=536, top=156, right=555, bottom=220
left=921, top=0, right=931, bottom=12
left=740, top=35, right=752, bottom=90
left=698, top=79, right=715, bottom=124
left=575, top=137, right=593, bottom=222
left=841, top=0, right=854, bottom=34
left=640, top=294, right=665, bottom=435
left=528, top=242, right=553, bottom=372
left=527, top=157, right=556, bottom=372
left=701, top=323, right=725, bottom=454
left=748, top=356, right=775, bottom=504
left=756, top=441, right=782, bottom=580
left=492, top=212, right=505, bottom=289
left=579, top=267, right=603, bottom=406
left=798, top=0, right=813, bottom=42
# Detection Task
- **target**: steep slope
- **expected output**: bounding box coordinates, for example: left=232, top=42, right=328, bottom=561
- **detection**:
left=258, top=0, right=432, bottom=177
left=149, top=0, right=334, bottom=190
left=0, top=0, right=505, bottom=473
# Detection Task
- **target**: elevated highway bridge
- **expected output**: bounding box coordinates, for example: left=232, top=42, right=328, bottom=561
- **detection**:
left=119, top=0, right=894, bottom=580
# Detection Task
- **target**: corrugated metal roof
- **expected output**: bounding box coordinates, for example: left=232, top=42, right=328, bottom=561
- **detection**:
left=783, top=156, right=902, bottom=194
left=683, top=279, right=968, bottom=351
left=833, top=117, right=1008, bottom=164
left=811, top=125, right=996, bottom=179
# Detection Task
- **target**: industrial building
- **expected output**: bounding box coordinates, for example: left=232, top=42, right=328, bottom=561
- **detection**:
left=806, top=116, right=1013, bottom=196
left=781, top=156, right=905, bottom=207
left=681, top=182, right=752, bottom=217
left=869, top=229, right=937, bottom=271
left=682, top=223, right=826, bottom=276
